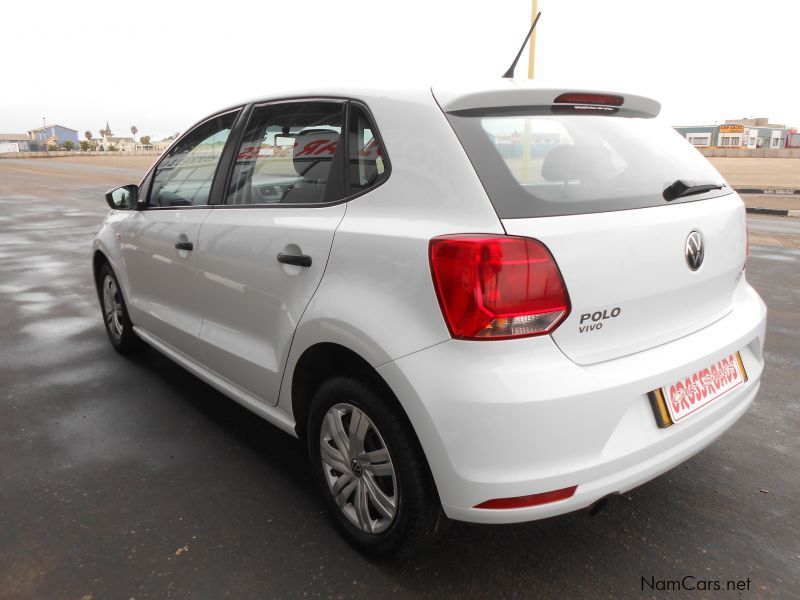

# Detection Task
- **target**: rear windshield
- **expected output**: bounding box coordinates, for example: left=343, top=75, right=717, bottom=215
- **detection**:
left=446, top=111, right=730, bottom=218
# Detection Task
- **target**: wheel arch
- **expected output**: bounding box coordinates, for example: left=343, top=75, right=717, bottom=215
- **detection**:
left=291, top=342, right=410, bottom=442
left=92, top=249, right=111, bottom=304
left=92, top=248, right=135, bottom=319
left=92, top=249, right=109, bottom=282
left=291, top=343, right=388, bottom=438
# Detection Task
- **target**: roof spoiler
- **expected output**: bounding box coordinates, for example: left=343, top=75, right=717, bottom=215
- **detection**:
left=434, top=84, right=661, bottom=119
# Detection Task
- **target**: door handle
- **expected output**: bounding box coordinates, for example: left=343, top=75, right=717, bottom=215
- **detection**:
left=175, top=240, right=194, bottom=251
left=277, top=253, right=312, bottom=268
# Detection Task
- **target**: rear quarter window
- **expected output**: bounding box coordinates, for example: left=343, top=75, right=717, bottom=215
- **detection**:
left=446, top=111, right=730, bottom=218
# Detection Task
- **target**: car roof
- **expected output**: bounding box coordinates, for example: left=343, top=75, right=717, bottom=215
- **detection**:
left=218, top=79, right=661, bottom=119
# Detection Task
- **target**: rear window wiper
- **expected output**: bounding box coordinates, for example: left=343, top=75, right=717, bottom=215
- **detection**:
left=663, top=180, right=726, bottom=202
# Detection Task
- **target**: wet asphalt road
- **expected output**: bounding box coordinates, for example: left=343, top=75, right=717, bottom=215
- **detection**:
left=1, top=161, right=798, bottom=599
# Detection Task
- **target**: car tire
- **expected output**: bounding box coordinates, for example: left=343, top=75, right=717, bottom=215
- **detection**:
left=308, top=376, right=449, bottom=558
left=97, top=262, right=142, bottom=354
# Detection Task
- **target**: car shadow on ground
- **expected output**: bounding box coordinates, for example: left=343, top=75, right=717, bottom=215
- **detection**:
left=123, top=346, right=316, bottom=494
left=123, top=344, right=693, bottom=597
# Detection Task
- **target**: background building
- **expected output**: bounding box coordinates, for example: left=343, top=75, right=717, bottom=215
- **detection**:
left=27, top=124, right=79, bottom=149
left=0, top=133, right=31, bottom=153
left=96, top=133, right=138, bottom=152
left=153, top=136, right=176, bottom=152
left=674, top=118, right=795, bottom=149
left=95, top=122, right=139, bottom=152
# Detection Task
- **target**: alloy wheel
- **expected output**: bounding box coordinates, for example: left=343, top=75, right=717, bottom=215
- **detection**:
left=102, top=274, right=124, bottom=340
left=319, top=403, right=398, bottom=534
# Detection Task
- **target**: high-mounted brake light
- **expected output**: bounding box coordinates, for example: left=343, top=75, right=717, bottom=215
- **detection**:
left=554, top=93, right=624, bottom=107
left=474, top=485, right=577, bottom=510
left=429, top=235, right=570, bottom=340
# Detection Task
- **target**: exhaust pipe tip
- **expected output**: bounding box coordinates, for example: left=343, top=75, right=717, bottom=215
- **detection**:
left=589, top=494, right=616, bottom=517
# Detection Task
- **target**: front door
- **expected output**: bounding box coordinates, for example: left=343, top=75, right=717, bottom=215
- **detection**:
left=119, top=109, right=240, bottom=360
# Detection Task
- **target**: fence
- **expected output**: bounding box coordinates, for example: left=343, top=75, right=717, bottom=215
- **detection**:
left=0, top=150, right=164, bottom=159
left=698, top=148, right=800, bottom=158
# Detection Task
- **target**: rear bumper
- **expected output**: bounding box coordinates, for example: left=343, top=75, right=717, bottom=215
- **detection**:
left=377, top=282, right=766, bottom=524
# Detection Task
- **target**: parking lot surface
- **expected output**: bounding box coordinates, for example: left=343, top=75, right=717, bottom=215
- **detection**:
left=1, top=158, right=798, bottom=598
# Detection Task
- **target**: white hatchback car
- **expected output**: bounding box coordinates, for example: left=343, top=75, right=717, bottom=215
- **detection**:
left=94, top=82, right=766, bottom=557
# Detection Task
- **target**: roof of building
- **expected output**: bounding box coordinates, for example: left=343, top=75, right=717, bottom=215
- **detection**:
left=28, top=124, right=79, bottom=133
left=725, top=117, right=786, bottom=128
left=675, top=119, right=790, bottom=130
left=0, top=133, right=30, bottom=141
left=104, top=136, right=136, bottom=143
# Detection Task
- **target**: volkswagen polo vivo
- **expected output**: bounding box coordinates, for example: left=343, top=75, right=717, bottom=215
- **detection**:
left=93, top=81, right=766, bottom=556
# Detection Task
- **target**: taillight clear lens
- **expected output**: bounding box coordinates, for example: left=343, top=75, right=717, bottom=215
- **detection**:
left=429, top=235, right=570, bottom=340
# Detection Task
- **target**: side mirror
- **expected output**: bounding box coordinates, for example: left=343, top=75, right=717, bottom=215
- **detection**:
left=105, top=184, right=139, bottom=210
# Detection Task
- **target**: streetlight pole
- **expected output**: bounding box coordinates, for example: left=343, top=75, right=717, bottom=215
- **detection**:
left=521, top=1, right=538, bottom=182
left=528, top=0, right=538, bottom=80
left=42, top=116, right=49, bottom=157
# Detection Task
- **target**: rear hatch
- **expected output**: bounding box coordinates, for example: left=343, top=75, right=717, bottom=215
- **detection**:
left=438, top=84, right=747, bottom=365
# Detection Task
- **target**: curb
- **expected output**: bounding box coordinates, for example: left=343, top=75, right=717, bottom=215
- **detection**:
left=745, top=207, right=800, bottom=218
left=745, top=208, right=800, bottom=217
left=735, top=187, right=800, bottom=195
left=746, top=207, right=788, bottom=216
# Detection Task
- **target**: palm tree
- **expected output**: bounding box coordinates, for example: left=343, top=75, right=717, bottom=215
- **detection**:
left=131, top=125, right=138, bottom=141
left=85, top=131, right=92, bottom=141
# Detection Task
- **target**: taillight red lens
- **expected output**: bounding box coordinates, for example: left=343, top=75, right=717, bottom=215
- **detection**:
left=429, top=235, right=570, bottom=340
left=554, top=92, right=624, bottom=106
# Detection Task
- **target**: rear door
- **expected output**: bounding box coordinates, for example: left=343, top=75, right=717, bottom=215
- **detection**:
left=443, top=92, right=747, bottom=365
left=196, top=100, right=385, bottom=405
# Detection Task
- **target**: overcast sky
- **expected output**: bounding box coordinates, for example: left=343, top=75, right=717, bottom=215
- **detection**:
left=3, top=0, right=798, bottom=140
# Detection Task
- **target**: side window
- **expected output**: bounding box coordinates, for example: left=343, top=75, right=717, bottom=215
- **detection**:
left=348, top=104, right=387, bottom=194
left=149, top=111, right=238, bottom=207
left=227, top=101, right=344, bottom=205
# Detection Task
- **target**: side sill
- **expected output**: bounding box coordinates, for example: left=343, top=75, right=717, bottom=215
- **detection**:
left=133, top=326, right=299, bottom=438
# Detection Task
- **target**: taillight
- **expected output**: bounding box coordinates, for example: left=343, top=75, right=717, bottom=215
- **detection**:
left=429, top=235, right=570, bottom=340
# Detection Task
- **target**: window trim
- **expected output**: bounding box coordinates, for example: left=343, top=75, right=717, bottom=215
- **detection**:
left=214, top=97, right=392, bottom=210
left=140, top=106, right=246, bottom=211
left=344, top=100, right=391, bottom=202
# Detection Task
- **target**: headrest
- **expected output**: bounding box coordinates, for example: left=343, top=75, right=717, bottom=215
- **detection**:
left=293, top=129, right=339, bottom=180
left=541, top=144, right=615, bottom=183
